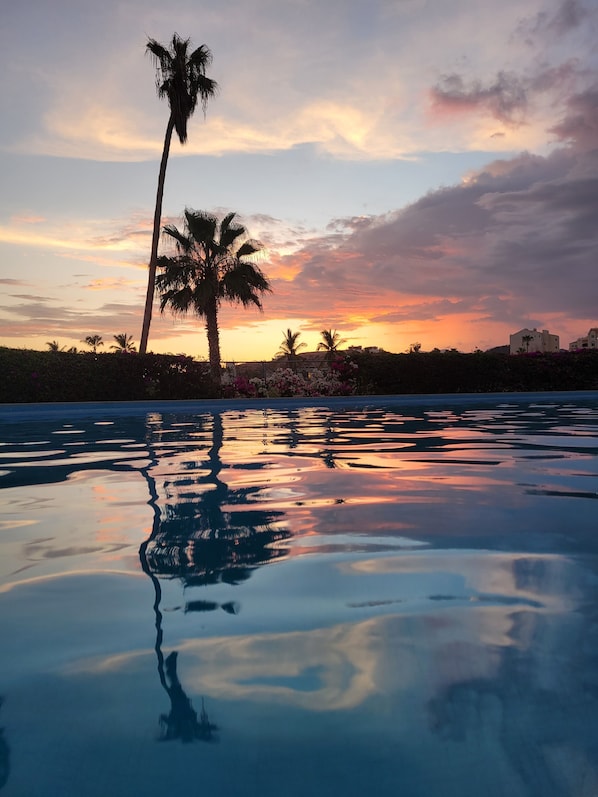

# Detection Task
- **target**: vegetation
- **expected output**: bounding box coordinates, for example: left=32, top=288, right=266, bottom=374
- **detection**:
left=110, top=333, right=137, bottom=352
left=1, top=347, right=596, bottom=403
left=351, top=349, right=598, bottom=395
left=277, top=329, right=306, bottom=369
left=0, top=348, right=217, bottom=402
left=156, top=209, right=271, bottom=388
left=46, top=340, right=65, bottom=352
left=140, top=33, right=218, bottom=355
left=83, top=334, right=104, bottom=353
left=317, top=329, right=347, bottom=364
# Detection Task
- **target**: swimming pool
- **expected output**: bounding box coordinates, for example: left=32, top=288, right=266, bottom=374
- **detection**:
left=1, top=392, right=597, bottom=796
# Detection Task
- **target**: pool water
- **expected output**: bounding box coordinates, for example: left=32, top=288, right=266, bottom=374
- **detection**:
left=1, top=394, right=598, bottom=797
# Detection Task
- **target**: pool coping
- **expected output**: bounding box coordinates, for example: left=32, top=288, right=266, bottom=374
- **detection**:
left=1, top=390, right=597, bottom=421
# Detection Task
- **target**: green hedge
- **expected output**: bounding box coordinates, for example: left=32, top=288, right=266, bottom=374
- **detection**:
left=0, top=348, right=218, bottom=403
left=2, top=347, right=597, bottom=403
left=351, top=350, right=598, bottom=395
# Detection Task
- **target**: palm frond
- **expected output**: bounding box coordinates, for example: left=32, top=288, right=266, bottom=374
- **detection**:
left=185, top=209, right=218, bottom=249
left=222, top=262, right=271, bottom=307
left=236, top=240, right=262, bottom=259
left=162, top=224, right=193, bottom=254
left=146, top=33, right=216, bottom=144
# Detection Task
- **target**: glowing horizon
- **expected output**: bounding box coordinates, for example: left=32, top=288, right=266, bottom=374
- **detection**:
left=1, top=0, right=596, bottom=360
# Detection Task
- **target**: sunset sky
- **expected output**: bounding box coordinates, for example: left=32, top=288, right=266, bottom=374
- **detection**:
left=0, top=0, right=596, bottom=361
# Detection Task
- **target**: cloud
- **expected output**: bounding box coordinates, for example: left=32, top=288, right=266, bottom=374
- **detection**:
left=4, top=0, right=576, bottom=162
left=517, top=0, right=591, bottom=40
left=430, top=72, right=529, bottom=125
left=549, top=85, right=598, bottom=151
left=262, top=139, right=598, bottom=341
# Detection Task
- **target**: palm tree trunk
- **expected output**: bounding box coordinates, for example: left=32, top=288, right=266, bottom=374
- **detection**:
left=205, top=301, right=222, bottom=390
left=139, top=113, right=176, bottom=355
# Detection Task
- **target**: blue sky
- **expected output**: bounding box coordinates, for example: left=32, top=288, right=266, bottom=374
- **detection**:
left=0, top=0, right=596, bottom=360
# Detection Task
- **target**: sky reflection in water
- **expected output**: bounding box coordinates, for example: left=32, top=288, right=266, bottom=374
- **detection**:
left=0, top=398, right=597, bottom=797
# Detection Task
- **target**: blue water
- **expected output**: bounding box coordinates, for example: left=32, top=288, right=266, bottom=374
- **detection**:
left=1, top=394, right=597, bottom=796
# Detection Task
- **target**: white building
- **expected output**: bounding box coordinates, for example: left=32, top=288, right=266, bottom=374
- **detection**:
left=509, top=328, right=560, bottom=355
left=568, top=327, right=598, bottom=351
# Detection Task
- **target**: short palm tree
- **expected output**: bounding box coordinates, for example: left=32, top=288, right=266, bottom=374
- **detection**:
left=278, top=329, right=306, bottom=369
left=139, top=33, right=218, bottom=356
left=111, top=333, right=136, bottom=352
left=156, top=209, right=271, bottom=389
left=82, top=334, right=104, bottom=353
left=46, top=340, right=65, bottom=352
left=317, top=328, right=347, bottom=365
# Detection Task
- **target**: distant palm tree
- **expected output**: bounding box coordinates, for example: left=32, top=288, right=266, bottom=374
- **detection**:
left=317, top=328, right=347, bottom=364
left=46, top=340, right=65, bottom=352
left=522, top=334, right=534, bottom=353
left=111, top=333, right=136, bottom=352
left=139, top=33, right=218, bottom=356
left=278, top=329, right=306, bottom=370
left=82, top=334, right=104, bottom=353
left=156, top=209, right=270, bottom=388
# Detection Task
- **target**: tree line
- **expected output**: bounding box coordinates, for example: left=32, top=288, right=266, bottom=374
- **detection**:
left=47, top=327, right=348, bottom=364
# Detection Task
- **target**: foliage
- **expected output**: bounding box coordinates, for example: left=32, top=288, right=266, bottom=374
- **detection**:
left=317, top=329, right=347, bottom=363
left=277, top=329, right=306, bottom=369
left=156, top=209, right=270, bottom=386
left=0, top=348, right=218, bottom=403
left=2, top=347, right=597, bottom=403
left=83, top=334, right=104, bottom=353
left=110, top=333, right=136, bottom=352
left=140, top=33, right=218, bottom=355
left=351, top=350, right=598, bottom=395
left=224, top=356, right=359, bottom=398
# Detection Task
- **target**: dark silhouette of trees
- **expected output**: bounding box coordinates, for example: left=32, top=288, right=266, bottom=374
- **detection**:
left=278, top=328, right=306, bottom=370
left=110, top=333, right=136, bottom=352
left=156, top=209, right=270, bottom=389
left=139, top=34, right=218, bottom=355
left=317, top=328, right=347, bottom=365
left=82, top=334, right=104, bottom=353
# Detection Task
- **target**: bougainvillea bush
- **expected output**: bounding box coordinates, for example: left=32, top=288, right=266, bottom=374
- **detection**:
left=225, top=357, right=359, bottom=398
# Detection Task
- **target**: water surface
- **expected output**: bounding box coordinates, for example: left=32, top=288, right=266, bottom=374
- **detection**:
left=1, top=394, right=597, bottom=796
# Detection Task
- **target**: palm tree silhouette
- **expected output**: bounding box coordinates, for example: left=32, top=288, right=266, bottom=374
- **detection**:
left=522, top=334, right=534, bottom=353
left=156, top=209, right=271, bottom=389
left=46, top=340, right=65, bottom=352
left=278, top=329, right=306, bottom=371
left=110, top=333, right=136, bottom=352
left=82, top=334, right=104, bottom=353
left=317, top=328, right=347, bottom=366
left=139, top=33, right=218, bottom=355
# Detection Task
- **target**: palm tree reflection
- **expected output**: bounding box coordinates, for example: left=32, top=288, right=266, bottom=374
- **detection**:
left=139, top=411, right=292, bottom=742
left=158, top=652, right=218, bottom=743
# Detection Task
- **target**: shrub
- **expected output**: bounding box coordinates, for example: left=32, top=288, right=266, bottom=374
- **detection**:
left=0, top=348, right=218, bottom=403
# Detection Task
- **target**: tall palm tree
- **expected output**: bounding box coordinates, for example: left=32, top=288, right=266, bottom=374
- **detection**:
left=139, top=33, right=218, bottom=356
left=111, top=333, right=136, bottom=352
left=317, top=328, right=347, bottom=364
left=82, top=334, right=104, bottom=353
left=278, top=329, right=306, bottom=370
left=156, top=209, right=271, bottom=388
